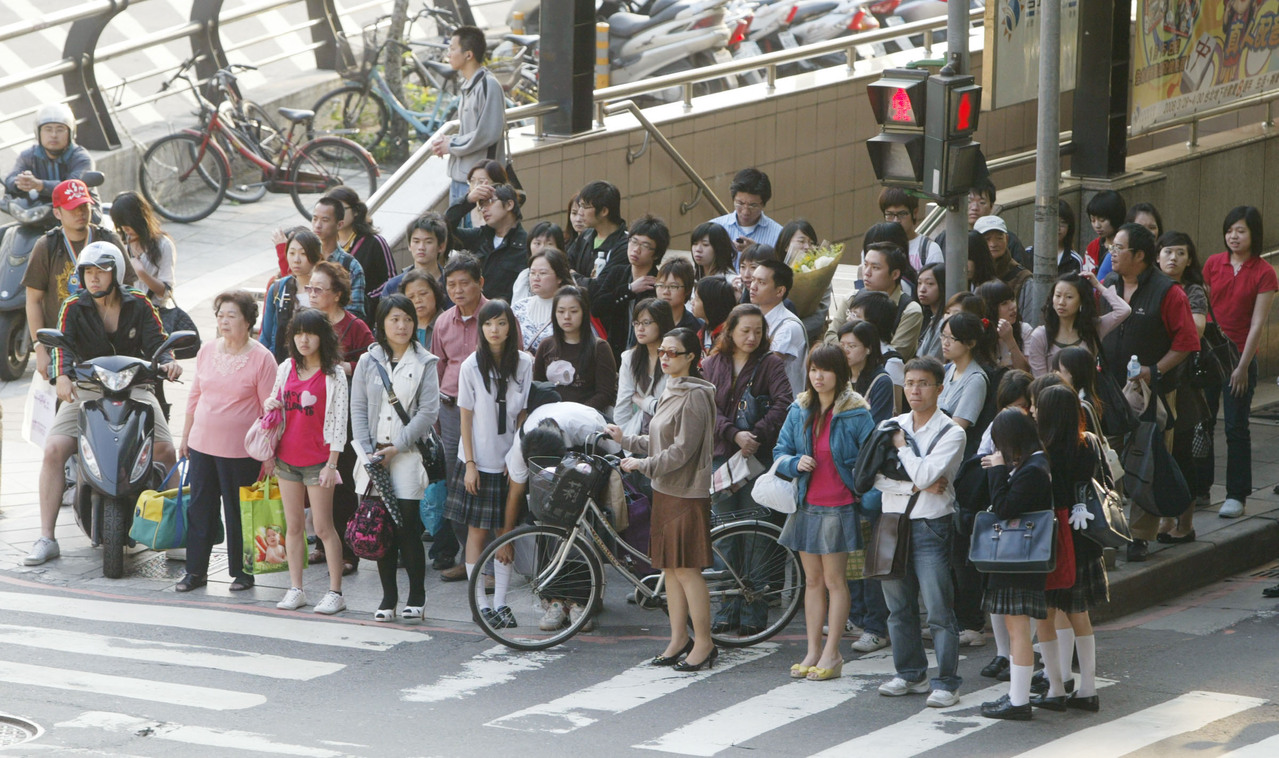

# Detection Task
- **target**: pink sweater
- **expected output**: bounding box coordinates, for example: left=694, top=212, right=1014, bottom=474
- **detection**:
left=186, top=339, right=279, bottom=459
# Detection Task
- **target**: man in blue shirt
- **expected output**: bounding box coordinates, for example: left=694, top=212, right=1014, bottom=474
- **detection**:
left=709, top=168, right=783, bottom=267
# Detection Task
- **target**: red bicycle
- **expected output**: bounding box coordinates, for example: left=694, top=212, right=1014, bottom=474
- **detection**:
left=139, top=58, right=379, bottom=223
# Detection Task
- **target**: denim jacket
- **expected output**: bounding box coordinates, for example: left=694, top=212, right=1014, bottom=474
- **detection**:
left=774, top=389, right=874, bottom=507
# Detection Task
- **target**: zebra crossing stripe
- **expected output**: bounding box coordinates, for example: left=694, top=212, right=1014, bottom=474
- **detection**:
left=1219, top=733, right=1279, bottom=757
left=635, top=675, right=869, bottom=755
left=402, top=645, right=564, bottom=703
left=1014, top=690, right=1268, bottom=758
left=486, top=644, right=778, bottom=734
left=0, top=591, right=424, bottom=650
left=59, top=711, right=346, bottom=756
left=0, top=661, right=265, bottom=710
left=0, top=623, right=343, bottom=680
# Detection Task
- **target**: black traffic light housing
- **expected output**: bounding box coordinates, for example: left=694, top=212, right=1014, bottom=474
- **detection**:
left=922, top=72, right=987, bottom=199
left=866, top=69, right=929, bottom=189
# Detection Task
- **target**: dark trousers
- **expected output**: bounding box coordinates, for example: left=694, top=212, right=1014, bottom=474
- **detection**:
left=950, top=520, right=985, bottom=632
left=185, top=449, right=260, bottom=581
left=332, top=445, right=359, bottom=563
left=432, top=400, right=464, bottom=564
left=1200, top=358, right=1258, bottom=502
left=379, top=498, right=427, bottom=608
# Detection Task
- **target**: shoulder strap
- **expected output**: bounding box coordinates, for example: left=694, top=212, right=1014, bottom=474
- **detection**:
left=372, top=359, right=413, bottom=427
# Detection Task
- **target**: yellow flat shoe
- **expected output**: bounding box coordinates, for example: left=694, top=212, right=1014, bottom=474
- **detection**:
left=806, top=659, right=844, bottom=681
left=790, top=664, right=812, bottom=678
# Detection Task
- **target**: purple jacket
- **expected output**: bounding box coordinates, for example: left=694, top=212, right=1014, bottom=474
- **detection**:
left=702, top=351, right=794, bottom=459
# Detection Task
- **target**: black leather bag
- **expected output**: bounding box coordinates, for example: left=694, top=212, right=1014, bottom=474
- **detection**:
left=733, top=360, right=770, bottom=431
left=1121, top=399, right=1192, bottom=517
left=968, top=509, right=1058, bottom=573
left=158, top=302, right=201, bottom=360
left=1190, top=299, right=1240, bottom=388
left=1076, top=434, right=1131, bottom=548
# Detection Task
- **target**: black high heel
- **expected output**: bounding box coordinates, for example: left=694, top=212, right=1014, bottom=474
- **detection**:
left=651, top=638, right=694, bottom=666
left=674, top=646, right=719, bottom=672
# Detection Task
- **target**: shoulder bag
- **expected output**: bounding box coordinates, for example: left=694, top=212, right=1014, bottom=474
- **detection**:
left=1074, top=434, right=1132, bottom=548
left=158, top=298, right=202, bottom=359
left=1122, top=394, right=1192, bottom=517
left=752, top=457, right=797, bottom=514
left=244, top=386, right=285, bottom=462
left=863, top=429, right=945, bottom=581
left=1190, top=296, right=1241, bottom=389
left=371, top=358, right=444, bottom=483
left=968, top=508, right=1058, bottom=573
left=734, top=359, right=771, bottom=431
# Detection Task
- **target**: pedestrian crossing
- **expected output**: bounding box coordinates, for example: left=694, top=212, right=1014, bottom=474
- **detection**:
left=2, top=590, right=1275, bottom=757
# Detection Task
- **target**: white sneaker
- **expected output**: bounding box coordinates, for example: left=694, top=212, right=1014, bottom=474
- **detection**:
left=539, top=600, right=568, bottom=631
left=879, top=676, right=930, bottom=696
left=926, top=689, right=960, bottom=708
left=568, top=603, right=596, bottom=632
left=276, top=587, right=308, bottom=610
left=851, top=632, right=890, bottom=653
left=959, top=629, right=987, bottom=647
left=23, top=537, right=60, bottom=566
left=1219, top=498, right=1245, bottom=518
left=314, top=591, right=347, bottom=615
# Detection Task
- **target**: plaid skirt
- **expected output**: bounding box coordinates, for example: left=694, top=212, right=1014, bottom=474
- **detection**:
left=982, top=587, right=1049, bottom=619
left=1046, top=556, right=1110, bottom=613
left=443, top=466, right=507, bottom=530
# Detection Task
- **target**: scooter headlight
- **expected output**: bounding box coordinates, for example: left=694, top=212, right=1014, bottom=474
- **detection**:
left=79, top=435, right=102, bottom=479
left=94, top=365, right=138, bottom=392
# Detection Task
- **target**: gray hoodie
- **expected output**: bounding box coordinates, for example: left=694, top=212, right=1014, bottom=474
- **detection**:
left=447, top=67, right=507, bottom=183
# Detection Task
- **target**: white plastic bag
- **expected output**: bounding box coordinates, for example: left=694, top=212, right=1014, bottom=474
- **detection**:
left=22, top=375, right=57, bottom=449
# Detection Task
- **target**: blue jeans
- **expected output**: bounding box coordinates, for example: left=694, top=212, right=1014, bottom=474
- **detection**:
left=449, top=179, right=469, bottom=206
left=879, top=516, right=962, bottom=692
left=1201, top=357, right=1258, bottom=502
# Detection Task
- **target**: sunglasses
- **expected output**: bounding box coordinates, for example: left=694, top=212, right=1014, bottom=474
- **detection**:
left=656, top=348, right=690, bottom=359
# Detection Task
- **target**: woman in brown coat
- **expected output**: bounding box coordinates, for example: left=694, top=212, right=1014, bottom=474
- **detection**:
left=608, top=327, right=718, bottom=671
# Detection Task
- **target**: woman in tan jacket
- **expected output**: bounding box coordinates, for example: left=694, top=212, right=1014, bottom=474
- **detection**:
left=607, top=327, right=718, bottom=671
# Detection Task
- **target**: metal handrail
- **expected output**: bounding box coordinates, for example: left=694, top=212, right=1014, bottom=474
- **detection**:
left=1134, top=87, right=1279, bottom=147
left=604, top=100, right=728, bottom=216
left=0, top=0, right=121, bottom=45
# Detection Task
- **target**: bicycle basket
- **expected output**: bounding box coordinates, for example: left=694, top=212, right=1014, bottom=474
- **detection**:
left=341, top=27, right=384, bottom=79
left=527, top=453, right=610, bottom=527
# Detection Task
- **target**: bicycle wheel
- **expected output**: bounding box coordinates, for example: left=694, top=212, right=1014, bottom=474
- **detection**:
left=287, top=137, right=379, bottom=220
left=706, top=521, right=803, bottom=647
left=139, top=133, right=228, bottom=223
left=214, top=130, right=269, bottom=204
left=311, top=83, right=389, bottom=152
left=469, top=524, right=605, bottom=651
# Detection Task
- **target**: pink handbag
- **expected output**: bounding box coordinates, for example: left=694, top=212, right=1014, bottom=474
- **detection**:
left=244, top=391, right=285, bottom=462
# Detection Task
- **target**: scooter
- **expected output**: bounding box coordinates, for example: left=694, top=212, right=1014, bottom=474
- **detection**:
left=36, top=327, right=196, bottom=579
left=0, top=170, right=107, bottom=381
left=787, top=0, right=879, bottom=72
left=608, top=0, right=735, bottom=101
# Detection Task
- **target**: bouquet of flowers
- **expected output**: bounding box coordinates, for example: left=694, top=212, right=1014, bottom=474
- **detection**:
left=789, top=242, right=843, bottom=318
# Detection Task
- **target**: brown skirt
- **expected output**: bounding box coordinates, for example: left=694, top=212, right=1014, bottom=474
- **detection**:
left=649, top=491, right=714, bottom=569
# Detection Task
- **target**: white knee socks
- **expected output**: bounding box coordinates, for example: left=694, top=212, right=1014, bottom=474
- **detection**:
left=493, top=560, right=512, bottom=609
left=1037, top=641, right=1066, bottom=697
left=1008, top=663, right=1033, bottom=706
left=991, top=614, right=1010, bottom=658
left=1076, top=634, right=1097, bottom=696
left=1057, top=627, right=1076, bottom=688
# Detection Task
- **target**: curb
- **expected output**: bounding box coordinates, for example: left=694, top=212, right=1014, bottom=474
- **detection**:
left=1095, top=512, right=1279, bottom=623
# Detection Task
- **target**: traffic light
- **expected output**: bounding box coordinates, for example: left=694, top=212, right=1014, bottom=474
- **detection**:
left=922, top=73, right=986, bottom=199
left=866, top=69, right=929, bottom=189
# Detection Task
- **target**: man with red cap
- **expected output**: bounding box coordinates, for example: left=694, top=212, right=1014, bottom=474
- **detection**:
left=22, top=178, right=132, bottom=382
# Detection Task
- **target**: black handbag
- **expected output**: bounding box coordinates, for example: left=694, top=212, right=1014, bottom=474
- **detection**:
left=1075, top=433, right=1131, bottom=548
left=1190, top=298, right=1241, bottom=389
left=1121, top=396, right=1192, bottom=517
left=371, top=359, right=441, bottom=482
left=968, top=509, right=1058, bottom=573
left=158, top=301, right=201, bottom=359
left=733, top=360, right=770, bottom=431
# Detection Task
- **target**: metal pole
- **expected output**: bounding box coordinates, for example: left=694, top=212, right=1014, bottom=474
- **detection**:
left=1028, top=0, right=1061, bottom=328
left=942, top=0, right=970, bottom=299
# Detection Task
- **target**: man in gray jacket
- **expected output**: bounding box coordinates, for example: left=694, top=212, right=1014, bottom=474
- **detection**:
left=430, top=25, right=506, bottom=205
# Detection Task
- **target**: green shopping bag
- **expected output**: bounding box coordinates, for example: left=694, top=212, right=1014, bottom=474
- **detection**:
left=239, top=477, right=305, bottom=575
left=130, top=461, right=190, bottom=550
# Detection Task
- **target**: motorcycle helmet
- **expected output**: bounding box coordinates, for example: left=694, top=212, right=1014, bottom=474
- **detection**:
left=35, top=103, right=76, bottom=140
left=75, top=241, right=126, bottom=298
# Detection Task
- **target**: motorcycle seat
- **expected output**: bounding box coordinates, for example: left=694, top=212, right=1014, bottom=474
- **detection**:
left=277, top=107, right=316, bottom=124
left=608, top=12, right=657, bottom=37
left=503, top=33, right=540, bottom=47
left=422, top=59, right=458, bottom=81
left=649, top=0, right=683, bottom=14
left=792, top=0, right=843, bottom=19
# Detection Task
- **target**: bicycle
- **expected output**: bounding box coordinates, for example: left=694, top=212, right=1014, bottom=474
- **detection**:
left=208, top=64, right=284, bottom=204
left=468, top=446, right=803, bottom=651
left=139, top=57, right=379, bottom=223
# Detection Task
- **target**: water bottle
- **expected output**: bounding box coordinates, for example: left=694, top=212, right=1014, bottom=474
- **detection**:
left=1126, top=355, right=1141, bottom=381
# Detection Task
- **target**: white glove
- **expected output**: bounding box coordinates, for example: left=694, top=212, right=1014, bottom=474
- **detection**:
left=1069, top=503, right=1095, bottom=531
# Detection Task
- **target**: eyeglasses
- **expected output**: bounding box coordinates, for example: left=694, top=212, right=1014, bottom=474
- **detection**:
left=733, top=200, right=763, bottom=212
left=940, top=334, right=955, bottom=343
left=1108, top=243, right=1129, bottom=255
left=655, top=283, right=685, bottom=292
left=632, top=319, right=656, bottom=328
left=629, top=238, right=656, bottom=253
left=656, top=348, right=689, bottom=358
left=904, top=381, right=936, bottom=390
left=883, top=210, right=911, bottom=221
left=303, top=285, right=330, bottom=294
left=477, top=197, right=499, bottom=208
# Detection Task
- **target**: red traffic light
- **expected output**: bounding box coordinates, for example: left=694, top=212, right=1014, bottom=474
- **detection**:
left=890, top=88, right=916, bottom=124
left=867, top=69, right=928, bottom=129
left=955, top=91, right=974, bottom=131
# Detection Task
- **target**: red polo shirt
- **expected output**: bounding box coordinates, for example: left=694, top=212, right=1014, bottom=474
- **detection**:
left=1202, top=252, right=1279, bottom=347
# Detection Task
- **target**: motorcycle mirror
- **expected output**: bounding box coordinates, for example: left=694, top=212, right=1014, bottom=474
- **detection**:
left=36, top=329, right=77, bottom=360
left=81, top=171, right=105, bottom=188
left=154, top=330, right=197, bottom=363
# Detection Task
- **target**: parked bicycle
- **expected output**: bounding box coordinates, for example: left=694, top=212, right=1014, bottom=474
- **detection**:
left=139, top=57, right=379, bottom=223
left=207, top=64, right=284, bottom=204
left=469, top=444, right=803, bottom=651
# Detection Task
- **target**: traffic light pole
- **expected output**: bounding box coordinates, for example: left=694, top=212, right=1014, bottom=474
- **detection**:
left=1028, top=0, right=1062, bottom=328
left=942, top=0, right=970, bottom=300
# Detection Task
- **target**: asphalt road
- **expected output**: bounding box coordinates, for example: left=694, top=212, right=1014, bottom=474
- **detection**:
left=1, top=564, right=1277, bottom=757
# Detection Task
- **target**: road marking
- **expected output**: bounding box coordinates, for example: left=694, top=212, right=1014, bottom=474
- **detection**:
left=0, top=662, right=264, bottom=710
left=0, top=590, right=423, bottom=650
left=1015, top=690, right=1268, bottom=758
left=487, top=643, right=778, bottom=734
left=636, top=676, right=869, bottom=755
left=0, top=623, right=343, bottom=680
left=60, top=711, right=345, bottom=756
left=402, top=645, right=564, bottom=703
left=812, top=679, right=1118, bottom=758
left=1220, top=733, right=1279, bottom=757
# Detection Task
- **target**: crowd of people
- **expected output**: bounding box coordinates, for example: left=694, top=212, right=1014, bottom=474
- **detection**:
left=8, top=24, right=1279, bottom=721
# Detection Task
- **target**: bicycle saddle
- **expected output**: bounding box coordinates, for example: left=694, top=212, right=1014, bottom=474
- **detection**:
left=277, top=107, right=316, bottom=123
left=422, top=60, right=458, bottom=81
left=503, top=33, right=540, bottom=47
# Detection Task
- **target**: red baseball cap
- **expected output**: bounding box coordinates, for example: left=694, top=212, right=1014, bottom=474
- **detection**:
left=53, top=179, right=92, bottom=210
